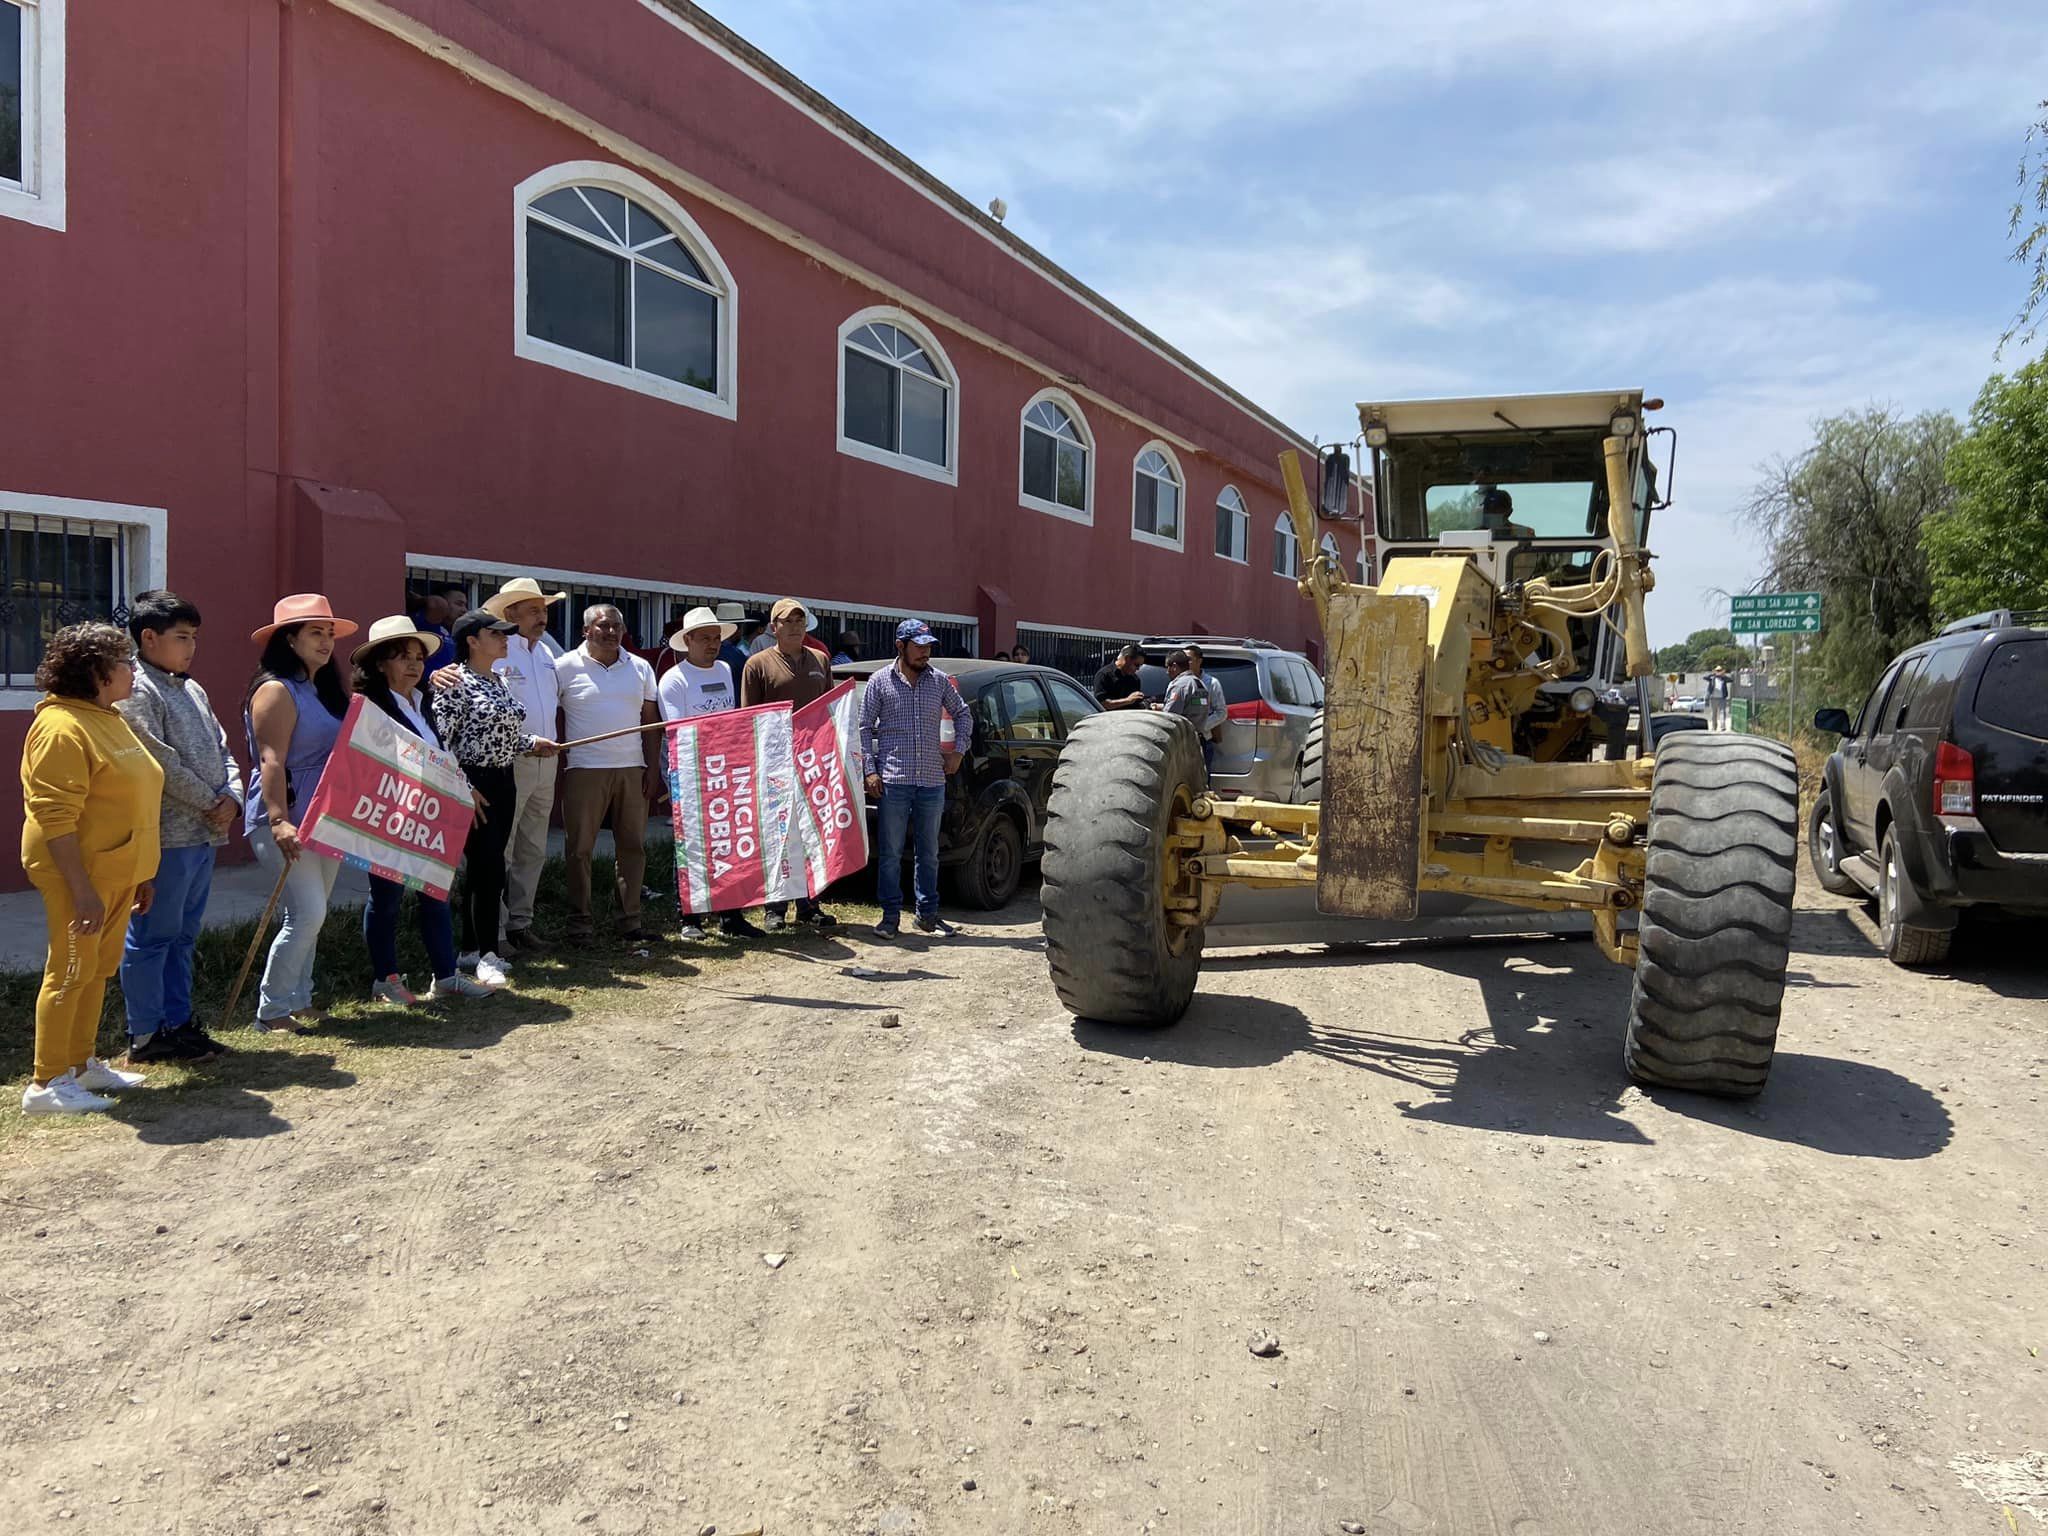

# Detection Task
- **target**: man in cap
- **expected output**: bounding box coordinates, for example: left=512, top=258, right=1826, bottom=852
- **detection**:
left=658, top=607, right=762, bottom=941
left=742, top=598, right=839, bottom=932
left=1478, top=486, right=1534, bottom=541
left=859, top=619, right=974, bottom=940
left=482, top=577, right=567, bottom=953
left=554, top=604, right=661, bottom=945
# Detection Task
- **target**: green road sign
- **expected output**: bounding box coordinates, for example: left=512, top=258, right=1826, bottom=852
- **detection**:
left=1731, top=591, right=1822, bottom=635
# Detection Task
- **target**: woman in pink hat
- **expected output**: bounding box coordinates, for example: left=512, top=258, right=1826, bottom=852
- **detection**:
left=241, top=594, right=355, bottom=1032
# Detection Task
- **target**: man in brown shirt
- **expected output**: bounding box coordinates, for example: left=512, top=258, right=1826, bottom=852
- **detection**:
left=742, top=597, right=839, bottom=932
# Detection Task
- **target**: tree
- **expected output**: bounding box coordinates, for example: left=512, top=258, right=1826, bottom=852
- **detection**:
left=2004, top=100, right=2048, bottom=355
left=1924, top=357, right=2048, bottom=620
left=1696, top=643, right=1751, bottom=674
left=1744, top=406, right=1958, bottom=707
left=1652, top=627, right=1740, bottom=674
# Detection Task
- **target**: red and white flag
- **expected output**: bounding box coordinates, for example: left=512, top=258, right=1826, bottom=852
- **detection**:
left=665, top=702, right=796, bottom=916
left=771, top=679, right=871, bottom=902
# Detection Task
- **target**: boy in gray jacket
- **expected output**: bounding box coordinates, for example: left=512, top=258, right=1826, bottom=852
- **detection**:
left=117, top=591, right=243, bottom=1063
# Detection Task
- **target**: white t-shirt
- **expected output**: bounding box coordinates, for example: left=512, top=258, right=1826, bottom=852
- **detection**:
left=658, top=658, right=736, bottom=722
left=555, top=645, right=658, bottom=770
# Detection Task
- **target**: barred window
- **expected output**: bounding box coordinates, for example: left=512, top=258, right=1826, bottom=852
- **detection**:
left=3, top=504, right=151, bottom=691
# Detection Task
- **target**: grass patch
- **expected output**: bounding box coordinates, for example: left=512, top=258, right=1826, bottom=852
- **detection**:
left=1, top=839, right=880, bottom=1154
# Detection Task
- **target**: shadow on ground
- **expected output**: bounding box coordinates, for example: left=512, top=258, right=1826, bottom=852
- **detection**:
left=105, top=1048, right=358, bottom=1144
left=1077, top=933, right=1954, bottom=1159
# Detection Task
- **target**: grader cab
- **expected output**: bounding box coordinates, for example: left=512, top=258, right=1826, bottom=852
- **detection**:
left=1041, top=391, right=1800, bottom=1097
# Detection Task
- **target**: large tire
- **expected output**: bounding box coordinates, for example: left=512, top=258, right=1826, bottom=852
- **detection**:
left=1041, top=711, right=1206, bottom=1024
left=1625, top=734, right=1798, bottom=1097
left=1293, top=712, right=1324, bottom=803
left=1808, top=788, right=1861, bottom=895
left=1878, top=825, right=1953, bottom=967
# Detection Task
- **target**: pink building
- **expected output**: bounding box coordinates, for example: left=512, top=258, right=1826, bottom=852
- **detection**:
left=0, top=0, right=1369, bottom=887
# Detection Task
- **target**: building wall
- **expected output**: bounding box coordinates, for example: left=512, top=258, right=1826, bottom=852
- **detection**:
left=0, top=0, right=1366, bottom=888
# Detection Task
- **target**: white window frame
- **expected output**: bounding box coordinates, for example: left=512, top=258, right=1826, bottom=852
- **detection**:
left=1129, top=440, right=1186, bottom=553
left=1214, top=485, right=1249, bottom=565
left=1017, top=387, right=1095, bottom=526
left=1, top=491, right=166, bottom=707
left=1272, top=513, right=1301, bottom=579
left=1319, top=532, right=1341, bottom=571
left=512, top=160, right=738, bottom=420
left=834, top=305, right=960, bottom=487
left=0, top=0, right=65, bottom=232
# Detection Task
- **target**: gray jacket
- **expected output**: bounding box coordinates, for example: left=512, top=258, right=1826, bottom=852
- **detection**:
left=118, top=659, right=244, bottom=849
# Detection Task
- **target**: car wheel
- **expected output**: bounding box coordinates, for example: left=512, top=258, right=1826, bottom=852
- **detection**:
left=1808, top=790, right=1860, bottom=896
left=952, top=811, right=1024, bottom=910
left=1878, top=826, right=1952, bottom=967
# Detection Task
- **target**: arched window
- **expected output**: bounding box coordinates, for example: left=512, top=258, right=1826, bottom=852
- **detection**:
left=1319, top=532, right=1341, bottom=571
left=1131, top=443, right=1184, bottom=550
left=514, top=162, right=736, bottom=417
left=1273, top=514, right=1300, bottom=578
left=838, top=308, right=958, bottom=483
left=1019, top=389, right=1092, bottom=523
left=1215, top=487, right=1249, bottom=563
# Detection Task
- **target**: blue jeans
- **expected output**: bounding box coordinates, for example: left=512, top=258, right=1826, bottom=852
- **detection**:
left=249, top=821, right=341, bottom=1020
left=876, top=783, right=944, bottom=924
left=120, top=843, right=216, bottom=1038
left=364, top=873, right=459, bottom=985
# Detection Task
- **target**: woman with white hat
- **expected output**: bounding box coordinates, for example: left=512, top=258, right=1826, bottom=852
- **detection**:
left=348, top=617, right=497, bottom=1006
left=242, top=594, right=355, bottom=1033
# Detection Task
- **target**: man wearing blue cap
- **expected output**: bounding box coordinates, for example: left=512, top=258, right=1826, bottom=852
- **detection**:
left=859, top=619, right=975, bottom=939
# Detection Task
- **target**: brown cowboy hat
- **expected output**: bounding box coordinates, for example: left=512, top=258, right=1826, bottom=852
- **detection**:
left=251, top=594, right=359, bottom=644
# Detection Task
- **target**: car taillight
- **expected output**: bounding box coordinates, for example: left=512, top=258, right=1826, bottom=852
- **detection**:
left=1226, top=699, right=1286, bottom=723
left=1933, top=740, right=1975, bottom=816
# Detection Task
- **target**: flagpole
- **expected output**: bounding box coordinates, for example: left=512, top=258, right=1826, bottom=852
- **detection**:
left=553, top=719, right=674, bottom=752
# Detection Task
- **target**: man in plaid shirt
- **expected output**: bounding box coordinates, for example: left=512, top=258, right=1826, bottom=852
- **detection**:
left=860, top=618, right=974, bottom=940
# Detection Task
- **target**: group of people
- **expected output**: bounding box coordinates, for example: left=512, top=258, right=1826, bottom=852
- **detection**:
left=1092, top=643, right=1227, bottom=770
left=18, top=575, right=977, bottom=1116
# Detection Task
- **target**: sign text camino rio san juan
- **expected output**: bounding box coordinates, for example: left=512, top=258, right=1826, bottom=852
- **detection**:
left=1730, top=591, right=1823, bottom=636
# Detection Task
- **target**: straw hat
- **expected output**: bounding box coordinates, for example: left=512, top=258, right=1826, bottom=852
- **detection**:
left=668, top=605, right=738, bottom=649
left=714, top=600, right=750, bottom=625
left=483, top=577, right=569, bottom=618
left=251, top=594, right=358, bottom=644
left=353, top=614, right=436, bottom=665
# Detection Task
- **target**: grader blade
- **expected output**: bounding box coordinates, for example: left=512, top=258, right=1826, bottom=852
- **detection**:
left=1316, top=587, right=1430, bottom=919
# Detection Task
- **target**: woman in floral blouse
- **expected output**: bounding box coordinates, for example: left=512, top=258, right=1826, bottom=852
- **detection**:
left=434, top=610, right=559, bottom=986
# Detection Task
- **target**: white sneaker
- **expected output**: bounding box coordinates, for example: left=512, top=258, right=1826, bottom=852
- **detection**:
left=474, top=953, right=514, bottom=989
left=370, top=975, right=419, bottom=1007
left=22, top=1072, right=114, bottom=1115
left=429, top=972, right=497, bottom=1000
left=76, top=1057, right=146, bottom=1092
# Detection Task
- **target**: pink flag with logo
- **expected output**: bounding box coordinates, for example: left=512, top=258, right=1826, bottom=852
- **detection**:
left=665, top=702, right=796, bottom=915
left=770, top=679, right=871, bottom=902
left=298, top=696, right=475, bottom=901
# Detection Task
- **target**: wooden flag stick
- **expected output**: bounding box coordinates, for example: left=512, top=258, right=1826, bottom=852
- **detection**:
left=220, top=861, right=292, bottom=1031
left=553, top=719, right=673, bottom=752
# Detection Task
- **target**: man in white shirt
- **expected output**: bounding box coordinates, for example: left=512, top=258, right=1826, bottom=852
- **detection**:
left=555, top=604, right=659, bottom=943
left=485, top=577, right=565, bottom=953
left=658, top=607, right=761, bottom=941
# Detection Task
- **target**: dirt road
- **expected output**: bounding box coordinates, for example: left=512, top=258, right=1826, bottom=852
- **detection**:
left=3, top=880, right=2044, bottom=1535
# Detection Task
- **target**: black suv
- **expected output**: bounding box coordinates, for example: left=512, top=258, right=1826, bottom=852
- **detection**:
left=1811, top=610, right=2048, bottom=964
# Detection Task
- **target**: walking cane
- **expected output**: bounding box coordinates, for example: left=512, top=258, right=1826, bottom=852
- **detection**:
left=219, top=862, right=292, bottom=1032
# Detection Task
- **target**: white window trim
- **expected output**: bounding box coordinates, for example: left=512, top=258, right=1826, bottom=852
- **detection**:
left=1129, top=440, right=1186, bottom=553
left=834, top=305, right=960, bottom=488
left=1319, top=532, right=1342, bottom=572
left=512, top=159, right=738, bottom=420
left=1, top=0, right=65, bottom=232
left=1272, top=513, right=1301, bottom=580
left=1, top=491, right=166, bottom=708
left=1214, top=485, right=1249, bottom=565
left=1018, top=387, right=1095, bottom=526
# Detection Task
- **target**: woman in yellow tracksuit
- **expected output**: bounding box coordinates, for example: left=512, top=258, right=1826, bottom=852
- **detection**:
left=19, top=623, right=164, bottom=1116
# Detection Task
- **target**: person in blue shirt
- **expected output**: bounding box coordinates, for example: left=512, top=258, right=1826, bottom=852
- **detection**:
left=858, top=619, right=974, bottom=941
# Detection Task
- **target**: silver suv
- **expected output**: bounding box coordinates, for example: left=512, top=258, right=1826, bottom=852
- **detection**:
left=1133, top=637, right=1323, bottom=802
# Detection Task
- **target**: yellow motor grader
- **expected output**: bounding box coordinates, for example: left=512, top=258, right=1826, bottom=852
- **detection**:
left=1041, top=391, right=1799, bottom=1096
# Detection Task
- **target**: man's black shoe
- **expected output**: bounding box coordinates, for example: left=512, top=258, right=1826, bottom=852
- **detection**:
left=504, top=928, right=552, bottom=954
left=913, top=915, right=957, bottom=939
left=718, top=913, right=765, bottom=939
left=871, top=920, right=900, bottom=941
left=797, top=904, right=838, bottom=929
left=124, top=1032, right=185, bottom=1067
left=170, top=1024, right=230, bottom=1060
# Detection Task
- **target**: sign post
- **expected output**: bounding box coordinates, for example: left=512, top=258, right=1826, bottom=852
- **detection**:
left=1731, top=592, right=1822, bottom=733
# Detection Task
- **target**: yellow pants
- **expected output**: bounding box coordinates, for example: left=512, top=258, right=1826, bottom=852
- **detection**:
left=31, top=878, right=135, bottom=1086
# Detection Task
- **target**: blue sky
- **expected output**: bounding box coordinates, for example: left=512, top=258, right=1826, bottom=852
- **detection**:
left=695, top=0, right=2045, bottom=643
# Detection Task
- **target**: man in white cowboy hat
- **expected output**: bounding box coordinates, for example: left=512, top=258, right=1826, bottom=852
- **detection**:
left=484, top=576, right=567, bottom=953
left=714, top=600, right=753, bottom=679
left=658, top=606, right=763, bottom=941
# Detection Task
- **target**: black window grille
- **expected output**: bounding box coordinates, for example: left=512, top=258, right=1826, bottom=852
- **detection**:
left=2, top=513, right=133, bottom=684
left=1016, top=625, right=1140, bottom=684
